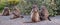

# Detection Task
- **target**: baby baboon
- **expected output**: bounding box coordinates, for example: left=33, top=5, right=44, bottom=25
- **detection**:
left=11, top=6, right=23, bottom=19
left=2, top=7, right=10, bottom=16
left=31, top=4, right=40, bottom=22
left=40, top=5, right=51, bottom=21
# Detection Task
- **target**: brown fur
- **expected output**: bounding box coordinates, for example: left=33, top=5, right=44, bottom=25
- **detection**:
left=40, top=5, right=51, bottom=21
left=2, top=7, right=10, bottom=16
left=31, top=4, right=40, bottom=22
left=11, top=6, right=23, bottom=19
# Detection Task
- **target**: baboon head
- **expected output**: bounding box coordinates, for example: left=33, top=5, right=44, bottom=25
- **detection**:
left=4, top=7, right=9, bottom=11
left=32, top=4, right=39, bottom=12
left=2, top=7, right=10, bottom=16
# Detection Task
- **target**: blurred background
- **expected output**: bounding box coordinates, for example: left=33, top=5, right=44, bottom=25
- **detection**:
left=0, top=0, right=60, bottom=16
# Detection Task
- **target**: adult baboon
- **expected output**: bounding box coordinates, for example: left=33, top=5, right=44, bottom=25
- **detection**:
left=31, top=4, right=40, bottom=22
left=11, top=6, right=23, bottom=19
left=40, top=5, right=51, bottom=21
left=2, top=7, right=10, bottom=16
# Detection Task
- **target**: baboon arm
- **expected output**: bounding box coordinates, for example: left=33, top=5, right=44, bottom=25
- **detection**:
left=9, top=10, right=10, bottom=14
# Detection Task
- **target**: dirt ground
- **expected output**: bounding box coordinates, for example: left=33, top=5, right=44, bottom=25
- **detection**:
left=0, top=15, right=60, bottom=25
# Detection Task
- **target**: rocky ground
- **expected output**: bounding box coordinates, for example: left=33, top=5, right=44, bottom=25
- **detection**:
left=0, top=15, right=60, bottom=25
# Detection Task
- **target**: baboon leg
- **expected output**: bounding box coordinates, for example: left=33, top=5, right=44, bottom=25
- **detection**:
left=11, top=15, right=24, bottom=19
left=40, top=17, right=45, bottom=21
left=44, top=16, right=47, bottom=20
left=11, top=16, right=18, bottom=19
left=12, top=16, right=18, bottom=19
left=13, top=15, right=24, bottom=18
left=11, top=16, right=20, bottom=19
left=32, top=17, right=40, bottom=22
left=14, top=15, right=20, bottom=18
left=32, top=18, right=39, bottom=23
left=32, top=18, right=36, bottom=22
left=45, top=17, right=51, bottom=21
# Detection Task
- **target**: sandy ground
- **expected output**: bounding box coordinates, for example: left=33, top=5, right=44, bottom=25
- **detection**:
left=0, top=15, right=60, bottom=25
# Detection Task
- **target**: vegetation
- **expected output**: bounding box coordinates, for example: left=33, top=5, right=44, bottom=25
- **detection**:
left=0, top=0, right=60, bottom=16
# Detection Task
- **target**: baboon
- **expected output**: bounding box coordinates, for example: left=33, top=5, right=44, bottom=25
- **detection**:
left=39, top=5, right=51, bottom=21
left=31, top=4, right=40, bottom=22
left=2, top=7, right=10, bottom=16
left=11, top=6, right=23, bottom=19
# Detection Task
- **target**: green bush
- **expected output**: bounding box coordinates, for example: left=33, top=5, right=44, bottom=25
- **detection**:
left=0, top=1, right=6, bottom=13
left=18, top=0, right=58, bottom=16
left=6, top=0, right=19, bottom=7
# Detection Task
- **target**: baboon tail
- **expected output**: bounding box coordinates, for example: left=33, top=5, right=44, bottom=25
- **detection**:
left=48, top=16, right=51, bottom=21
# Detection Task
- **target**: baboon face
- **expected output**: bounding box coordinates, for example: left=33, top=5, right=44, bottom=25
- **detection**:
left=32, top=5, right=38, bottom=12
left=2, top=7, right=10, bottom=16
